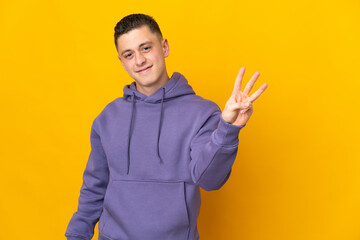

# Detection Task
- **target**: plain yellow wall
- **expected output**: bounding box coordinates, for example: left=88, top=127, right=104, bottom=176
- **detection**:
left=1, top=0, right=359, bottom=239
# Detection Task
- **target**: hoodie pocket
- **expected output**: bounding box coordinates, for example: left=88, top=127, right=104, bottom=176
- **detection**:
left=100, top=179, right=190, bottom=240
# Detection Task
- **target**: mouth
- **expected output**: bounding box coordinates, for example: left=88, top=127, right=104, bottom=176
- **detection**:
left=136, top=65, right=152, bottom=74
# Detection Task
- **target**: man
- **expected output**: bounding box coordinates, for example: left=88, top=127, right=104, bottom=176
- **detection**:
left=65, top=13, right=267, bottom=240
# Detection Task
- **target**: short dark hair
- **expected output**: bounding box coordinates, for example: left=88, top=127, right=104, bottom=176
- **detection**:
left=114, top=13, right=163, bottom=51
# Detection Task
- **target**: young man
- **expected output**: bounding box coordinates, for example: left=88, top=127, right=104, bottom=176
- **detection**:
left=65, top=14, right=267, bottom=240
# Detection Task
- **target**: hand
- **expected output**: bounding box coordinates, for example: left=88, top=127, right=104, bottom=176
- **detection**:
left=221, top=67, right=268, bottom=127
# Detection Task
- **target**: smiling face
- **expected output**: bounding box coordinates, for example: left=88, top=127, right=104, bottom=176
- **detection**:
left=116, top=25, right=170, bottom=96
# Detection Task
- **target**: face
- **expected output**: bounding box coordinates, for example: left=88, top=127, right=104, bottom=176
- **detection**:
left=117, top=25, right=170, bottom=95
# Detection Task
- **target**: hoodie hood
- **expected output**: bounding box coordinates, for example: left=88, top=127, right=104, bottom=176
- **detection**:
left=122, top=72, right=195, bottom=174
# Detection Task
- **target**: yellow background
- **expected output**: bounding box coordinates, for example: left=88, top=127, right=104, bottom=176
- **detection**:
left=1, top=0, right=359, bottom=239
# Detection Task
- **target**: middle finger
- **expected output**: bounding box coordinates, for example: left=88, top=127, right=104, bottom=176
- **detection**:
left=243, top=71, right=260, bottom=96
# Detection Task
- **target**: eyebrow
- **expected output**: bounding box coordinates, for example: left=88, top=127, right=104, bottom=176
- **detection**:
left=121, top=41, right=153, bottom=55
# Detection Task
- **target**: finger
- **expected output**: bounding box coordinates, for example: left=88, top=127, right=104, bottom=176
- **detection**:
left=243, top=71, right=260, bottom=96
left=231, top=67, right=245, bottom=98
left=249, top=83, right=268, bottom=103
left=235, top=91, right=243, bottom=102
left=240, top=109, right=248, bottom=114
left=240, top=104, right=253, bottom=114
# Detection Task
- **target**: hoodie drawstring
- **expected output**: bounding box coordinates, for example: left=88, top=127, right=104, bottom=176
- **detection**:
left=126, top=92, right=136, bottom=175
left=126, top=89, right=165, bottom=174
left=157, top=88, right=165, bottom=164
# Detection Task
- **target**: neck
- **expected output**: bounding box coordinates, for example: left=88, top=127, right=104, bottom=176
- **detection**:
left=136, top=73, right=170, bottom=96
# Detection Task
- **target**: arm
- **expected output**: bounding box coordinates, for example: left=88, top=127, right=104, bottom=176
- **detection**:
left=189, top=67, right=268, bottom=191
left=189, top=111, right=244, bottom=191
left=65, top=119, right=109, bottom=240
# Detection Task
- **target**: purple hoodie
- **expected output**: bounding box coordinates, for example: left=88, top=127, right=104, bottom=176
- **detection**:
left=65, top=72, right=244, bottom=240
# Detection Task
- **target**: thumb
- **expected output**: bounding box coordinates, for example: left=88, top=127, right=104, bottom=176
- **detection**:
left=227, top=102, right=250, bottom=112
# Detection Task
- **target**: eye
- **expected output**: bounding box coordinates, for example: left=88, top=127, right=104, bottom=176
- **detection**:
left=142, top=46, right=151, bottom=52
left=124, top=53, right=133, bottom=59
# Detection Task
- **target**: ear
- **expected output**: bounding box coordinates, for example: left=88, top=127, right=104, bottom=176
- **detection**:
left=162, top=38, right=169, bottom=58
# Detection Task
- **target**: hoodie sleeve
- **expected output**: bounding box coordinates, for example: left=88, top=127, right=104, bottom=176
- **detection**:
left=189, top=110, right=245, bottom=191
left=65, top=118, right=110, bottom=240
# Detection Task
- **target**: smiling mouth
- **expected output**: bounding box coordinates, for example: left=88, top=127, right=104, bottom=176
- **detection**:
left=136, top=66, right=152, bottom=73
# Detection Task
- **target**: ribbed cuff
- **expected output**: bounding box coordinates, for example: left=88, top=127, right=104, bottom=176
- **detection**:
left=212, top=116, right=245, bottom=146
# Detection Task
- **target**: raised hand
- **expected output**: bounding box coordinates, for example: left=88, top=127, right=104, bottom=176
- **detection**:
left=221, top=67, right=268, bottom=127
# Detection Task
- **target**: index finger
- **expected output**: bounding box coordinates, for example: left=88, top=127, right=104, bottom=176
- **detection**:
left=231, top=67, right=245, bottom=98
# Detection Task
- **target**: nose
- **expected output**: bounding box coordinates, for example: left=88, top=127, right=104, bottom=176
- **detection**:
left=135, top=51, right=146, bottom=66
